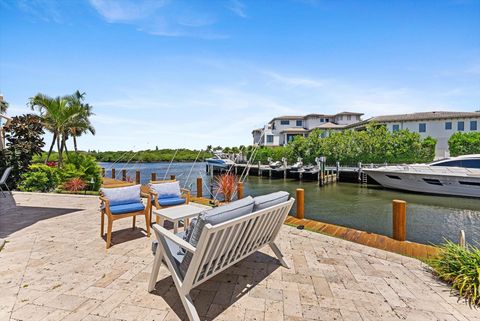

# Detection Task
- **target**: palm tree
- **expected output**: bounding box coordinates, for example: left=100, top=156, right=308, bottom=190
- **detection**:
left=0, top=95, right=8, bottom=114
left=29, top=91, right=95, bottom=166
left=67, top=91, right=95, bottom=152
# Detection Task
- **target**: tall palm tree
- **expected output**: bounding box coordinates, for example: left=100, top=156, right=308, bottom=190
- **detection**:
left=29, top=91, right=95, bottom=166
left=67, top=91, right=95, bottom=152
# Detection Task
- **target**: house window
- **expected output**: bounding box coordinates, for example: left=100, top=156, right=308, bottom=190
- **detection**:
left=392, top=124, right=400, bottom=132
left=320, top=118, right=324, bottom=123
left=266, top=135, right=274, bottom=143
left=470, top=120, right=477, bottom=131
left=280, top=120, right=289, bottom=125
left=296, top=120, right=302, bottom=127
left=347, top=115, right=351, bottom=120
left=325, top=118, right=329, bottom=122
left=339, top=115, right=343, bottom=120
left=458, top=121, right=464, bottom=131
left=419, top=123, right=426, bottom=133
left=445, top=122, right=452, bottom=130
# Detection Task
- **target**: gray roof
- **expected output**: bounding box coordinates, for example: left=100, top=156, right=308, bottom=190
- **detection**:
left=372, top=111, right=480, bottom=122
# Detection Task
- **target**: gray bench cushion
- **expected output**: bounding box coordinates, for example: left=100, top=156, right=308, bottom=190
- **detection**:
left=253, top=191, right=290, bottom=211
left=179, top=196, right=255, bottom=277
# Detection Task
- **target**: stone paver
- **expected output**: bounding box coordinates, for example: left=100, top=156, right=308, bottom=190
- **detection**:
left=1, top=192, right=478, bottom=321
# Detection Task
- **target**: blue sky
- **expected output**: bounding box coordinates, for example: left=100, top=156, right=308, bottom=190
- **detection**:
left=1, top=0, right=479, bottom=151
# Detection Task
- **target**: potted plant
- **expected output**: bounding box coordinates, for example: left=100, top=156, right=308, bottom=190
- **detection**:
left=214, top=173, right=238, bottom=202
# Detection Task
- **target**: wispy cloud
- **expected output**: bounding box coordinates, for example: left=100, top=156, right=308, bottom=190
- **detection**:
left=226, top=0, right=247, bottom=18
left=263, top=71, right=326, bottom=88
left=88, top=0, right=235, bottom=39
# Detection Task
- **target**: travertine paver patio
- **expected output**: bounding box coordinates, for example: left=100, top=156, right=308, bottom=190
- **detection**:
left=0, top=192, right=478, bottom=321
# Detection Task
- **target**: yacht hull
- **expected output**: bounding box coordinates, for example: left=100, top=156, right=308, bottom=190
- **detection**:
left=364, top=169, right=480, bottom=198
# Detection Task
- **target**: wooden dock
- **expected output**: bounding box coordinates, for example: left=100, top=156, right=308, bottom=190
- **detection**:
left=285, top=216, right=439, bottom=260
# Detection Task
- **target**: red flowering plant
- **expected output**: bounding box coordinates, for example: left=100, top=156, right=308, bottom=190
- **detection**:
left=63, top=177, right=87, bottom=193
left=214, top=173, right=238, bottom=202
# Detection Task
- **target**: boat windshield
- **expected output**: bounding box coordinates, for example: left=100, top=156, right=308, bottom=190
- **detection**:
left=431, top=159, right=480, bottom=169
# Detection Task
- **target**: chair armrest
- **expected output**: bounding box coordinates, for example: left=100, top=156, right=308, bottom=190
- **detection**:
left=99, top=196, right=110, bottom=207
left=152, top=224, right=196, bottom=254
left=180, top=188, right=190, bottom=204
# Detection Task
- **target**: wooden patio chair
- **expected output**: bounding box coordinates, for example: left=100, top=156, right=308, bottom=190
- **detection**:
left=99, top=183, right=152, bottom=249
left=148, top=180, right=191, bottom=224
left=0, top=167, right=12, bottom=197
left=148, top=193, right=294, bottom=321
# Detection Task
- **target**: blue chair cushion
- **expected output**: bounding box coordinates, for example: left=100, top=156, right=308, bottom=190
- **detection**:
left=253, top=191, right=290, bottom=211
left=109, top=202, right=145, bottom=215
left=157, top=197, right=185, bottom=207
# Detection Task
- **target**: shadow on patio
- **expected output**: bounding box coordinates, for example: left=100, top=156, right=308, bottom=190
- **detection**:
left=150, top=251, right=282, bottom=321
left=0, top=203, right=83, bottom=238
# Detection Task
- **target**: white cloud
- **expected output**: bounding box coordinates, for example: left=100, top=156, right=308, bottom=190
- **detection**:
left=226, top=0, right=247, bottom=18
left=263, top=71, right=326, bottom=88
left=88, top=0, right=166, bottom=23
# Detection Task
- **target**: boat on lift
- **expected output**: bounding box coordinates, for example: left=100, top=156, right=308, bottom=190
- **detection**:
left=363, top=154, right=480, bottom=198
left=206, top=152, right=235, bottom=169
left=267, top=157, right=282, bottom=169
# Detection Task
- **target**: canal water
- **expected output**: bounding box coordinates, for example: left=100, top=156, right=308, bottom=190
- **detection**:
left=101, top=162, right=480, bottom=246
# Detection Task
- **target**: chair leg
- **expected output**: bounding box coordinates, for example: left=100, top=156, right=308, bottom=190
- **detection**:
left=5, top=183, right=11, bottom=195
left=100, top=212, right=104, bottom=237
left=145, top=213, right=151, bottom=237
left=180, top=293, right=200, bottom=321
left=148, top=242, right=163, bottom=292
left=132, top=215, right=136, bottom=230
left=106, top=218, right=113, bottom=249
left=0, top=185, right=5, bottom=198
left=269, top=242, right=290, bottom=269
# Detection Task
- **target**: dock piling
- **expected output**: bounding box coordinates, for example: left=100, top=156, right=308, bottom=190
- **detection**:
left=237, top=182, right=244, bottom=199
left=459, top=230, right=466, bottom=249
left=170, top=174, right=176, bottom=180
left=111, top=168, right=116, bottom=179
left=135, top=170, right=140, bottom=184
left=392, top=200, right=406, bottom=241
left=102, top=167, right=105, bottom=177
left=122, top=169, right=127, bottom=181
left=296, top=188, right=304, bottom=219
left=151, top=172, right=157, bottom=181
left=196, top=177, right=203, bottom=197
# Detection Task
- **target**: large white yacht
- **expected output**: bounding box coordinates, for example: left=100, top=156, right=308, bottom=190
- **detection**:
left=363, top=155, right=480, bottom=198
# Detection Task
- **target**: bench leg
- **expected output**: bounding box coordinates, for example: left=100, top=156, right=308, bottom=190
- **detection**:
left=148, top=243, right=163, bottom=292
left=100, top=212, right=104, bottom=237
left=269, top=242, right=290, bottom=269
left=106, top=219, right=113, bottom=249
left=180, top=293, right=200, bottom=321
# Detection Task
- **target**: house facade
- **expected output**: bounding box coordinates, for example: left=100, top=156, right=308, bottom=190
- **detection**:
left=0, top=115, right=11, bottom=151
left=252, top=110, right=480, bottom=158
left=252, top=111, right=363, bottom=147
left=348, top=111, right=480, bottom=158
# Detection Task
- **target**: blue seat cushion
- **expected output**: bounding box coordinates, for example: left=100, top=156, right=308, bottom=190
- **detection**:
left=109, top=202, right=145, bottom=215
left=157, top=197, right=185, bottom=207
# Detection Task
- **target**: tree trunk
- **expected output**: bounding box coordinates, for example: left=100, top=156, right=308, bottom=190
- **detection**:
left=73, top=135, right=78, bottom=152
left=45, top=132, right=57, bottom=163
left=57, top=135, right=63, bottom=167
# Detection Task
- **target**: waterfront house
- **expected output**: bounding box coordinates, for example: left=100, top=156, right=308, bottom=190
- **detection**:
left=348, top=111, right=480, bottom=158
left=0, top=114, right=12, bottom=151
left=253, top=110, right=480, bottom=158
left=252, top=111, right=363, bottom=146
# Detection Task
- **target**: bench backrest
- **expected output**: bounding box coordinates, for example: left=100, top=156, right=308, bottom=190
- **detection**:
left=183, top=198, right=295, bottom=289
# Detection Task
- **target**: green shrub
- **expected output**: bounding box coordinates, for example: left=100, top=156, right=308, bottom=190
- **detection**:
left=448, top=132, right=480, bottom=156
left=61, top=153, right=102, bottom=191
left=18, top=164, right=59, bottom=192
left=429, top=241, right=480, bottom=307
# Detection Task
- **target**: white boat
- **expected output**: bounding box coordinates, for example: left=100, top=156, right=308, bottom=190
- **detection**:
left=206, top=153, right=235, bottom=168
left=363, top=155, right=480, bottom=198
left=267, top=157, right=282, bottom=169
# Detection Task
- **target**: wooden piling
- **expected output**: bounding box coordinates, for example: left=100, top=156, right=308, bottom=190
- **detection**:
left=196, top=177, right=203, bottom=197
left=122, top=169, right=127, bottom=181
left=111, top=168, right=116, bottom=179
left=392, top=200, right=406, bottom=241
left=135, top=170, right=141, bottom=184
left=151, top=172, right=157, bottom=181
left=170, top=174, right=176, bottom=180
left=459, top=230, right=466, bottom=249
left=101, top=167, right=105, bottom=177
left=237, top=182, right=244, bottom=199
left=296, top=188, right=304, bottom=219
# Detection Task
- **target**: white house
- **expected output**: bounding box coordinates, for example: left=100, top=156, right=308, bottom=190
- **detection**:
left=347, top=111, right=480, bottom=158
left=0, top=114, right=12, bottom=151
left=252, top=111, right=363, bottom=146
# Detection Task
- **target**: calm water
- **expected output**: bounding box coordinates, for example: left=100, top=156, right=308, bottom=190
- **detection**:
left=101, top=162, right=480, bottom=245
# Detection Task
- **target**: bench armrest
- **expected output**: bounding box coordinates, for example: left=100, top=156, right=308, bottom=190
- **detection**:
left=152, top=224, right=196, bottom=254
